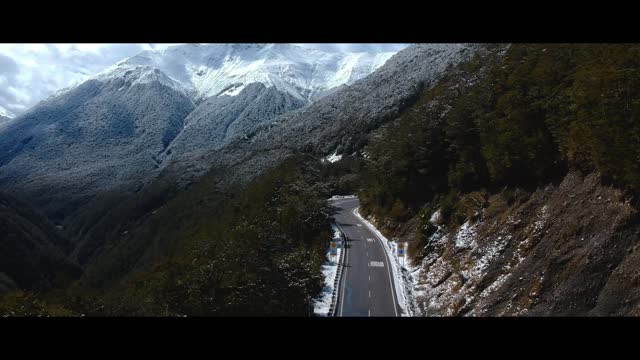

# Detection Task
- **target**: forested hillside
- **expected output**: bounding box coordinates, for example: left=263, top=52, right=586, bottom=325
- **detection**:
left=0, top=193, right=80, bottom=294
left=1, top=156, right=335, bottom=316
left=356, top=44, right=640, bottom=315
left=361, top=43, right=640, bottom=225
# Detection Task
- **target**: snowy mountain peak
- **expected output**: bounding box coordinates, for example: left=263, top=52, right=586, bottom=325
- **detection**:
left=102, top=43, right=396, bottom=103
left=94, top=63, right=190, bottom=96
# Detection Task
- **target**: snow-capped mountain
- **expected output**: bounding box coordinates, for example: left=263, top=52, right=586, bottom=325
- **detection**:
left=177, top=44, right=480, bottom=186
left=98, top=43, right=395, bottom=102
left=0, top=75, right=195, bottom=220
left=0, top=43, right=399, bottom=219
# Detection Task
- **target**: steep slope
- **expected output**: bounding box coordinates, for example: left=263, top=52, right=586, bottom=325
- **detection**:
left=399, top=171, right=638, bottom=316
left=157, top=83, right=307, bottom=169
left=0, top=72, right=196, bottom=221
left=354, top=43, right=640, bottom=316
left=166, top=44, right=481, bottom=185
left=0, top=192, right=81, bottom=294
left=70, top=156, right=331, bottom=316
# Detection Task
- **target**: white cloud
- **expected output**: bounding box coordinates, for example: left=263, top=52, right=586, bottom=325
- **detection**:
left=0, top=43, right=162, bottom=117
left=0, top=43, right=409, bottom=117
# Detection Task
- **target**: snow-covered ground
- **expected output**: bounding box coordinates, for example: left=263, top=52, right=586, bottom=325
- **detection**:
left=86, top=44, right=396, bottom=104
left=313, top=224, right=343, bottom=316
left=353, top=208, right=412, bottom=316
left=328, top=194, right=356, bottom=201
left=322, top=151, right=343, bottom=163
left=95, top=64, right=191, bottom=96
left=388, top=205, right=534, bottom=316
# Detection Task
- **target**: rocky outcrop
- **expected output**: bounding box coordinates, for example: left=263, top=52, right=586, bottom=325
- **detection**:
left=396, top=171, right=639, bottom=316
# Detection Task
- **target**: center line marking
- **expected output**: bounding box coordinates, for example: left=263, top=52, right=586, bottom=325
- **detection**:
left=369, top=290, right=371, bottom=298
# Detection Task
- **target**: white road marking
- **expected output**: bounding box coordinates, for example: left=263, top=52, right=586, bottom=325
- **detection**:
left=371, top=229, right=399, bottom=317
left=336, top=202, right=400, bottom=317
left=354, top=207, right=399, bottom=317
left=367, top=238, right=374, bottom=242
left=369, top=290, right=371, bottom=298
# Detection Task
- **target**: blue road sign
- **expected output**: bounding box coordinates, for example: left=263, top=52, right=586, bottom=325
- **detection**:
left=397, top=242, right=405, bottom=257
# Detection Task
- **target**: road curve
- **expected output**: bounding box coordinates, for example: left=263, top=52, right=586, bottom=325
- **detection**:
left=330, top=197, right=401, bottom=317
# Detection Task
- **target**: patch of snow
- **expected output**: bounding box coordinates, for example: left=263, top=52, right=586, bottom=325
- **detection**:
left=478, top=272, right=511, bottom=300
left=313, top=224, right=344, bottom=316
left=328, top=194, right=356, bottom=201
left=94, top=64, right=190, bottom=96
left=530, top=204, right=550, bottom=237
left=219, top=83, right=246, bottom=97
left=455, top=220, right=477, bottom=248
left=469, top=234, right=510, bottom=278
left=323, top=150, right=343, bottom=163
left=429, top=209, right=441, bottom=224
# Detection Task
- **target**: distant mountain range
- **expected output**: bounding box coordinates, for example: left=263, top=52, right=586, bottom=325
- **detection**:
left=0, top=44, right=396, bottom=220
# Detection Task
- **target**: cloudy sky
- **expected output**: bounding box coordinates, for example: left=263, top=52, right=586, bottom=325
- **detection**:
left=0, top=43, right=409, bottom=118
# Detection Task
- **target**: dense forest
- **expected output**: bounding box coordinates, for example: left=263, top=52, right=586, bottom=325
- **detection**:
left=1, top=156, right=340, bottom=316
left=358, top=44, right=640, bottom=257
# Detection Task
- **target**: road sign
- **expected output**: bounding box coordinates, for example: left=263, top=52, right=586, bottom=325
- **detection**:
left=397, top=242, right=405, bottom=257
left=330, top=241, right=338, bottom=255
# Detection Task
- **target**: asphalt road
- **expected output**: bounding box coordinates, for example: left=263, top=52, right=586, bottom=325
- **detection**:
left=330, top=197, right=401, bottom=317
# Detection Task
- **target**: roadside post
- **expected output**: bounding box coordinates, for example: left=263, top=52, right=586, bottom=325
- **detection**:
left=330, top=240, right=338, bottom=263
left=397, top=241, right=406, bottom=268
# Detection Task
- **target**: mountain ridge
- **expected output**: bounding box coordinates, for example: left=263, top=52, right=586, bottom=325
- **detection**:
left=0, top=44, right=398, bottom=220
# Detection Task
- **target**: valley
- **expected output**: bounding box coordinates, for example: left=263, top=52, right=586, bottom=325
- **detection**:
left=1, top=43, right=640, bottom=317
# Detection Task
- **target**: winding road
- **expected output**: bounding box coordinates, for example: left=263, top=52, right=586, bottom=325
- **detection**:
left=330, top=196, right=401, bottom=317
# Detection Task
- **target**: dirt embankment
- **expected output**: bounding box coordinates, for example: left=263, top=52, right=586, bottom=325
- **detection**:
left=373, top=172, right=640, bottom=316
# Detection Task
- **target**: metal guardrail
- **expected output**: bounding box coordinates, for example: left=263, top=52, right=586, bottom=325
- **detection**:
left=328, top=223, right=347, bottom=317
